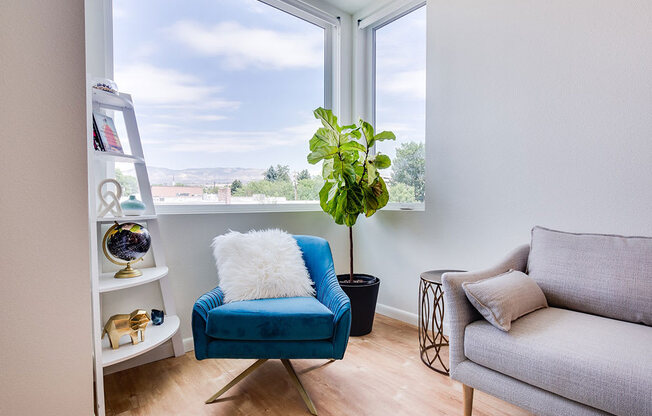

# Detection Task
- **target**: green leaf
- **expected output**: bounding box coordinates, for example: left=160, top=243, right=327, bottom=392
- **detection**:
left=363, top=177, right=389, bottom=217
left=359, top=120, right=375, bottom=146
left=365, top=160, right=378, bottom=184
left=319, top=181, right=336, bottom=212
left=374, top=131, right=396, bottom=142
left=333, top=156, right=356, bottom=184
left=341, top=124, right=357, bottom=130
left=322, top=158, right=334, bottom=179
left=373, top=177, right=390, bottom=210
left=307, top=146, right=338, bottom=164
left=309, top=134, right=328, bottom=152
left=373, top=154, right=391, bottom=169
left=362, top=183, right=379, bottom=213
left=340, top=141, right=366, bottom=153
left=309, top=128, right=339, bottom=151
left=333, top=186, right=362, bottom=227
left=314, top=107, right=340, bottom=132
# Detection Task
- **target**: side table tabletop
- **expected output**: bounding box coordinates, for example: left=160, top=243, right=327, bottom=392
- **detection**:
left=419, top=269, right=465, bottom=375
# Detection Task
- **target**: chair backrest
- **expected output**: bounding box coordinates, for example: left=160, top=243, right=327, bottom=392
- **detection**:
left=527, top=226, right=652, bottom=325
left=293, top=235, right=334, bottom=285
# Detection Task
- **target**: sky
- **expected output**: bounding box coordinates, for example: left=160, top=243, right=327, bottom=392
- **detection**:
left=113, top=0, right=425, bottom=176
left=375, top=5, right=427, bottom=164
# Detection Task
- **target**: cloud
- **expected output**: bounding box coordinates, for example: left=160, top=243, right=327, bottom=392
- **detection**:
left=168, top=20, right=323, bottom=70
left=114, top=63, right=240, bottom=123
left=116, top=63, right=226, bottom=105
left=378, top=69, right=426, bottom=100
left=143, top=121, right=319, bottom=153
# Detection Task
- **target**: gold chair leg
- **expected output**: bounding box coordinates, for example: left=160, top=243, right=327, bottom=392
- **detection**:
left=463, top=384, right=474, bottom=416
left=205, top=359, right=268, bottom=404
left=281, top=359, right=318, bottom=415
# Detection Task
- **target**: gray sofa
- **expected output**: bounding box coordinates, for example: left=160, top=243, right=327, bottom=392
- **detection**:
left=442, top=226, right=652, bottom=416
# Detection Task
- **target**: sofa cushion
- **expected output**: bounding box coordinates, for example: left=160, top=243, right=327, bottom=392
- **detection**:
left=528, top=226, right=652, bottom=325
left=464, top=307, right=652, bottom=416
left=206, top=296, right=334, bottom=341
left=462, top=270, right=548, bottom=331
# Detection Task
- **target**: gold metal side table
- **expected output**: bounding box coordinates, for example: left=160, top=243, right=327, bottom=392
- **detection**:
left=419, top=269, right=465, bottom=375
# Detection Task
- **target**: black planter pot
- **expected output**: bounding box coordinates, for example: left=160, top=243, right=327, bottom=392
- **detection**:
left=338, top=274, right=380, bottom=336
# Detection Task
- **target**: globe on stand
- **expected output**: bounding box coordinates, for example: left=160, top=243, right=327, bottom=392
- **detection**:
left=102, top=222, right=151, bottom=278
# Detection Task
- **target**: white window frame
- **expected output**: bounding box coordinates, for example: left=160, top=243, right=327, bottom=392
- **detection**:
left=353, top=0, right=427, bottom=211
left=105, top=0, right=343, bottom=214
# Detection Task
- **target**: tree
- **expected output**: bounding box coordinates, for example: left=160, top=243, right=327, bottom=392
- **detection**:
left=388, top=182, right=416, bottom=203
left=264, top=164, right=291, bottom=182
left=234, top=179, right=294, bottom=200
left=115, top=168, right=138, bottom=196
left=230, top=179, right=242, bottom=194
left=296, top=169, right=311, bottom=181
left=296, top=177, right=323, bottom=201
left=264, top=165, right=276, bottom=181
left=392, top=141, right=425, bottom=202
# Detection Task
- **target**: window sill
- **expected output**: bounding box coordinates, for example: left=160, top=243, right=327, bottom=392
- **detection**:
left=155, top=202, right=424, bottom=215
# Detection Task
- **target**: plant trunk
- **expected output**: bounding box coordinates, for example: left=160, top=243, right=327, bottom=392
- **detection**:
left=349, top=226, right=354, bottom=283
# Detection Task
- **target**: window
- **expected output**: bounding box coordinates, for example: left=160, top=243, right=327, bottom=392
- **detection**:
left=373, top=4, right=426, bottom=204
left=112, top=0, right=334, bottom=209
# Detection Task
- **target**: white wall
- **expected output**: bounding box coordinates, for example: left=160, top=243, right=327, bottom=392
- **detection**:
left=159, top=212, right=351, bottom=340
left=0, top=0, right=94, bottom=414
left=355, top=0, right=652, bottom=319
left=99, top=0, right=652, bottom=359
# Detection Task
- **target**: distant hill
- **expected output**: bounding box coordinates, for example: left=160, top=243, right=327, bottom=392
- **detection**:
left=147, top=166, right=266, bottom=186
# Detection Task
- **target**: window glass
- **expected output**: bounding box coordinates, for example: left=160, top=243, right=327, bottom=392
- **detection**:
left=113, top=0, right=325, bottom=205
left=375, top=6, right=426, bottom=203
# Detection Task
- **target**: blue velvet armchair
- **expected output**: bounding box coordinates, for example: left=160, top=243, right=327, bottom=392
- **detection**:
left=192, top=235, right=351, bottom=414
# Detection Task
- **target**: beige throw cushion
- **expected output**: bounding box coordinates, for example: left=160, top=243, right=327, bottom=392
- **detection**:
left=462, top=270, right=548, bottom=331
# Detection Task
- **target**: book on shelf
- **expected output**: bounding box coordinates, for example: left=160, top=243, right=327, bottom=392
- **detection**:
left=92, top=117, right=105, bottom=151
left=93, top=112, right=124, bottom=154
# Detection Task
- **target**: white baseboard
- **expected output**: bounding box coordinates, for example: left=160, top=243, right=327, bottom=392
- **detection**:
left=375, top=303, right=418, bottom=326
left=183, top=336, right=195, bottom=353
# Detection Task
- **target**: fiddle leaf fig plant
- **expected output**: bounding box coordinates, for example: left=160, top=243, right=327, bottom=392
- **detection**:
left=307, top=107, right=395, bottom=282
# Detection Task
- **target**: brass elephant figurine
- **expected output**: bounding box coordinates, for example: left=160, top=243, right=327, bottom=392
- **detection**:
left=102, top=309, right=150, bottom=350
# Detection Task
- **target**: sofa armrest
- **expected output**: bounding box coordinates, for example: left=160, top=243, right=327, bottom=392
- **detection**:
left=442, top=244, right=530, bottom=377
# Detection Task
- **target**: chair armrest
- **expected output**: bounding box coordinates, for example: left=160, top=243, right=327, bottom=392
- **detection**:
left=193, top=286, right=225, bottom=322
left=192, top=286, right=224, bottom=359
left=442, top=244, right=530, bottom=377
left=295, top=235, right=351, bottom=358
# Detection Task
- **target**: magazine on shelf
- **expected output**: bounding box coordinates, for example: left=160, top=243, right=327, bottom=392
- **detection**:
left=93, top=112, right=124, bottom=153
left=92, top=117, right=105, bottom=151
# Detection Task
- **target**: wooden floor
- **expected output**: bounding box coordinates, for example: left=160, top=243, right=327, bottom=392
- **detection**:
left=104, top=314, right=532, bottom=416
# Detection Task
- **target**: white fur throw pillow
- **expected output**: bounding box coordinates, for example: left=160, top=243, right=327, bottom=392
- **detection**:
left=212, top=229, right=315, bottom=303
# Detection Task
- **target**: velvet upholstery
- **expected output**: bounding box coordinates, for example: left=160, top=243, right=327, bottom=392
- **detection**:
left=206, top=297, right=334, bottom=341
left=193, top=235, right=351, bottom=360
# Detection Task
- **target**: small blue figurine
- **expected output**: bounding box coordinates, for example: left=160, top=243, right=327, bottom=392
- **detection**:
left=151, top=309, right=164, bottom=326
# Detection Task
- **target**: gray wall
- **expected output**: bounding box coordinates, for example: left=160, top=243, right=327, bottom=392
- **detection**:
left=0, top=0, right=94, bottom=414
left=355, top=0, right=652, bottom=318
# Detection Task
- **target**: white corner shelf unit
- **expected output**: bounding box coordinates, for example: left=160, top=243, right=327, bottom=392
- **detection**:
left=101, top=315, right=181, bottom=367
left=87, top=86, right=184, bottom=416
left=99, top=266, right=169, bottom=293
